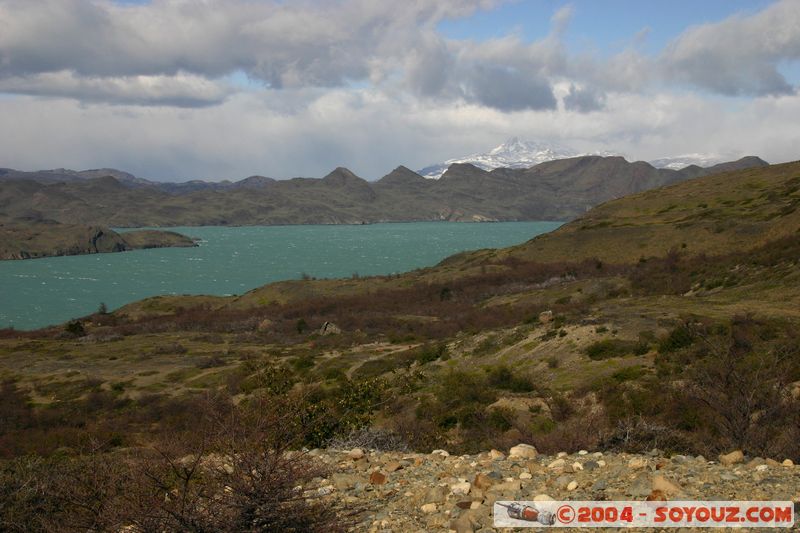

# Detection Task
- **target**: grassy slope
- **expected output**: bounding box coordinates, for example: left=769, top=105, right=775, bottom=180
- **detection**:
left=500, top=160, right=800, bottom=263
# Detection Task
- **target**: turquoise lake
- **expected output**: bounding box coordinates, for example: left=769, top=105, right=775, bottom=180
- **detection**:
left=0, top=221, right=561, bottom=330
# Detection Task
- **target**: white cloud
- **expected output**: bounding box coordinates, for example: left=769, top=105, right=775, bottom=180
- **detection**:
left=661, top=0, right=800, bottom=95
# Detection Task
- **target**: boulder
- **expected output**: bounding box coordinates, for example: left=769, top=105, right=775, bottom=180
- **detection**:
left=718, top=450, right=744, bottom=466
left=369, top=471, right=387, bottom=485
left=652, top=475, right=682, bottom=497
left=489, top=449, right=505, bottom=460
left=348, top=448, right=365, bottom=460
left=508, top=443, right=538, bottom=459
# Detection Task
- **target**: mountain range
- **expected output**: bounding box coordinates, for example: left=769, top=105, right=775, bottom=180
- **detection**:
left=416, top=138, right=736, bottom=179
left=0, top=155, right=767, bottom=228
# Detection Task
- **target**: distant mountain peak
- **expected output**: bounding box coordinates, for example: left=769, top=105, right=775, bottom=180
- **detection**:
left=417, top=138, right=619, bottom=179
left=648, top=153, right=747, bottom=170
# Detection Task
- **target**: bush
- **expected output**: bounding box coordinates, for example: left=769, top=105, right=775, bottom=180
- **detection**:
left=486, top=365, right=535, bottom=393
left=64, top=320, right=86, bottom=338
left=658, top=325, right=694, bottom=353
left=585, top=339, right=643, bottom=360
left=0, top=394, right=355, bottom=533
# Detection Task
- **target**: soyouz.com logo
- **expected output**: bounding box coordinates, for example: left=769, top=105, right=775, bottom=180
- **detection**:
left=493, top=501, right=795, bottom=528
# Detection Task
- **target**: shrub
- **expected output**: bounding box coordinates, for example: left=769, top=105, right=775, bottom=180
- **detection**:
left=0, top=395, right=355, bottom=533
left=486, top=365, right=535, bottom=393
left=585, top=339, right=641, bottom=360
left=64, top=320, right=86, bottom=338
left=658, top=325, right=694, bottom=353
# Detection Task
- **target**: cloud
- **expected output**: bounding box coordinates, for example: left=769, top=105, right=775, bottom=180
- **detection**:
left=563, top=84, right=605, bottom=112
left=0, top=71, right=231, bottom=107
left=661, top=0, right=800, bottom=96
left=1, top=87, right=797, bottom=183
left=0, top=0, right=571, bottom=112
left=0, top=0, right=799, bottom=182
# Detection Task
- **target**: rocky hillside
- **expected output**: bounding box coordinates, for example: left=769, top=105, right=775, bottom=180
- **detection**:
left=310, top=445, right=798, bottom=532
left=0, top=221, right=196, bottom=260
left=0, top=156, right=767, bottom=226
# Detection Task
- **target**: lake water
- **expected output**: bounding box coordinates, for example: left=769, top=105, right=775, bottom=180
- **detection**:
left=0, top=221, right=561, bottom=330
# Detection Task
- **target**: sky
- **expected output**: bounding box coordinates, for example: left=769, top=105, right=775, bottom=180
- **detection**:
left=0, top=0, right=798, bottom=181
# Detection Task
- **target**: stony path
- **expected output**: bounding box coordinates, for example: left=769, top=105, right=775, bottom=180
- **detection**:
left=308, top=446, right=800, bottom=532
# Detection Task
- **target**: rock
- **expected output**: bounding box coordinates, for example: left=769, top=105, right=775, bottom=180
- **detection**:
left=756, top=464, right=769, bottom=472
left=572, top=461, right=584, bottom=471
left=557, top=452, right=568, bottom=458
left=348, top=448, right=365, bottom=460
left=519, top=472, right=532, bottom=480
left=591, top=479, right=607, bottom=491
left=472, top=473, right=495, bottom=491
left=583, top=461, right=599, bottom=471
left=331, top=473, right=359, bottom=491
left=533, top=494, right=554, bottom=501
left=628, top=457, right=648, bottom=469
left=509, top=443, right=538, bottom=459
left=578, top=450, right=589, bottom=455
left=256, top=318, right=273, bottom=331
left=647, top=489, right=667, bottom=501
left=554, top=475, right=572, bottom=490
left=431, top=449, right=450, bottom=458
left=385, top=461, right=403, bottom=472
left=783, top=459, right=794, bottom=467
left=487, top=480, right=521, bottom=494
left=451, top=481, right=471, bottom=496
left=766, top=458, right=781, bottom=467
left=489, top=449, right=505, bottom=460
left=652, top=475, right=682, bottom=497
left=539, top=310, right=554, bottom=323
left=719, top=450, right=744, bottom=466
left=597, top=460, right=607, bottom=467
left=370, top=471, right=387, bottom=485
left=628, top=474, right=652, bottom=497
left=746, top=457, right=766, bottom=468
left=547, top=458, right=566, bottom=469
left=450, top=513, right=476, bottom=533
left=421, top=503, right=438, bottom=514
left=319, top=321, right=341, bottom=335
left=567, top=480, right=578, bottom=491
left=423, top=485, right=448, bottom=504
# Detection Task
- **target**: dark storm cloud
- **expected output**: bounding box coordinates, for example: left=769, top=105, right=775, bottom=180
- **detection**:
left=465, top=65, right=557, bottom=111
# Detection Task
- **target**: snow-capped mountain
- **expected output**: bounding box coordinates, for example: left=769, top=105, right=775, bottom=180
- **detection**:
left=649, top=153, right=732, bottom=170
left=417, top=138, right=619, bottom=179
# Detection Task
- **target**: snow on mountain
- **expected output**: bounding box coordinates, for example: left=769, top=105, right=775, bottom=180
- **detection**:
left=417, top=138, right=739, bottom=178
left=417, top=138, right=619, bottom=179
left=649, top=153, right=731, bottom=170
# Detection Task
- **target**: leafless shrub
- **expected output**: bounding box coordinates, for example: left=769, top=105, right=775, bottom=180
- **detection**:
left=327, top=427, right=409, bottom=453
left=0, top=394, right=356, bottom=533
